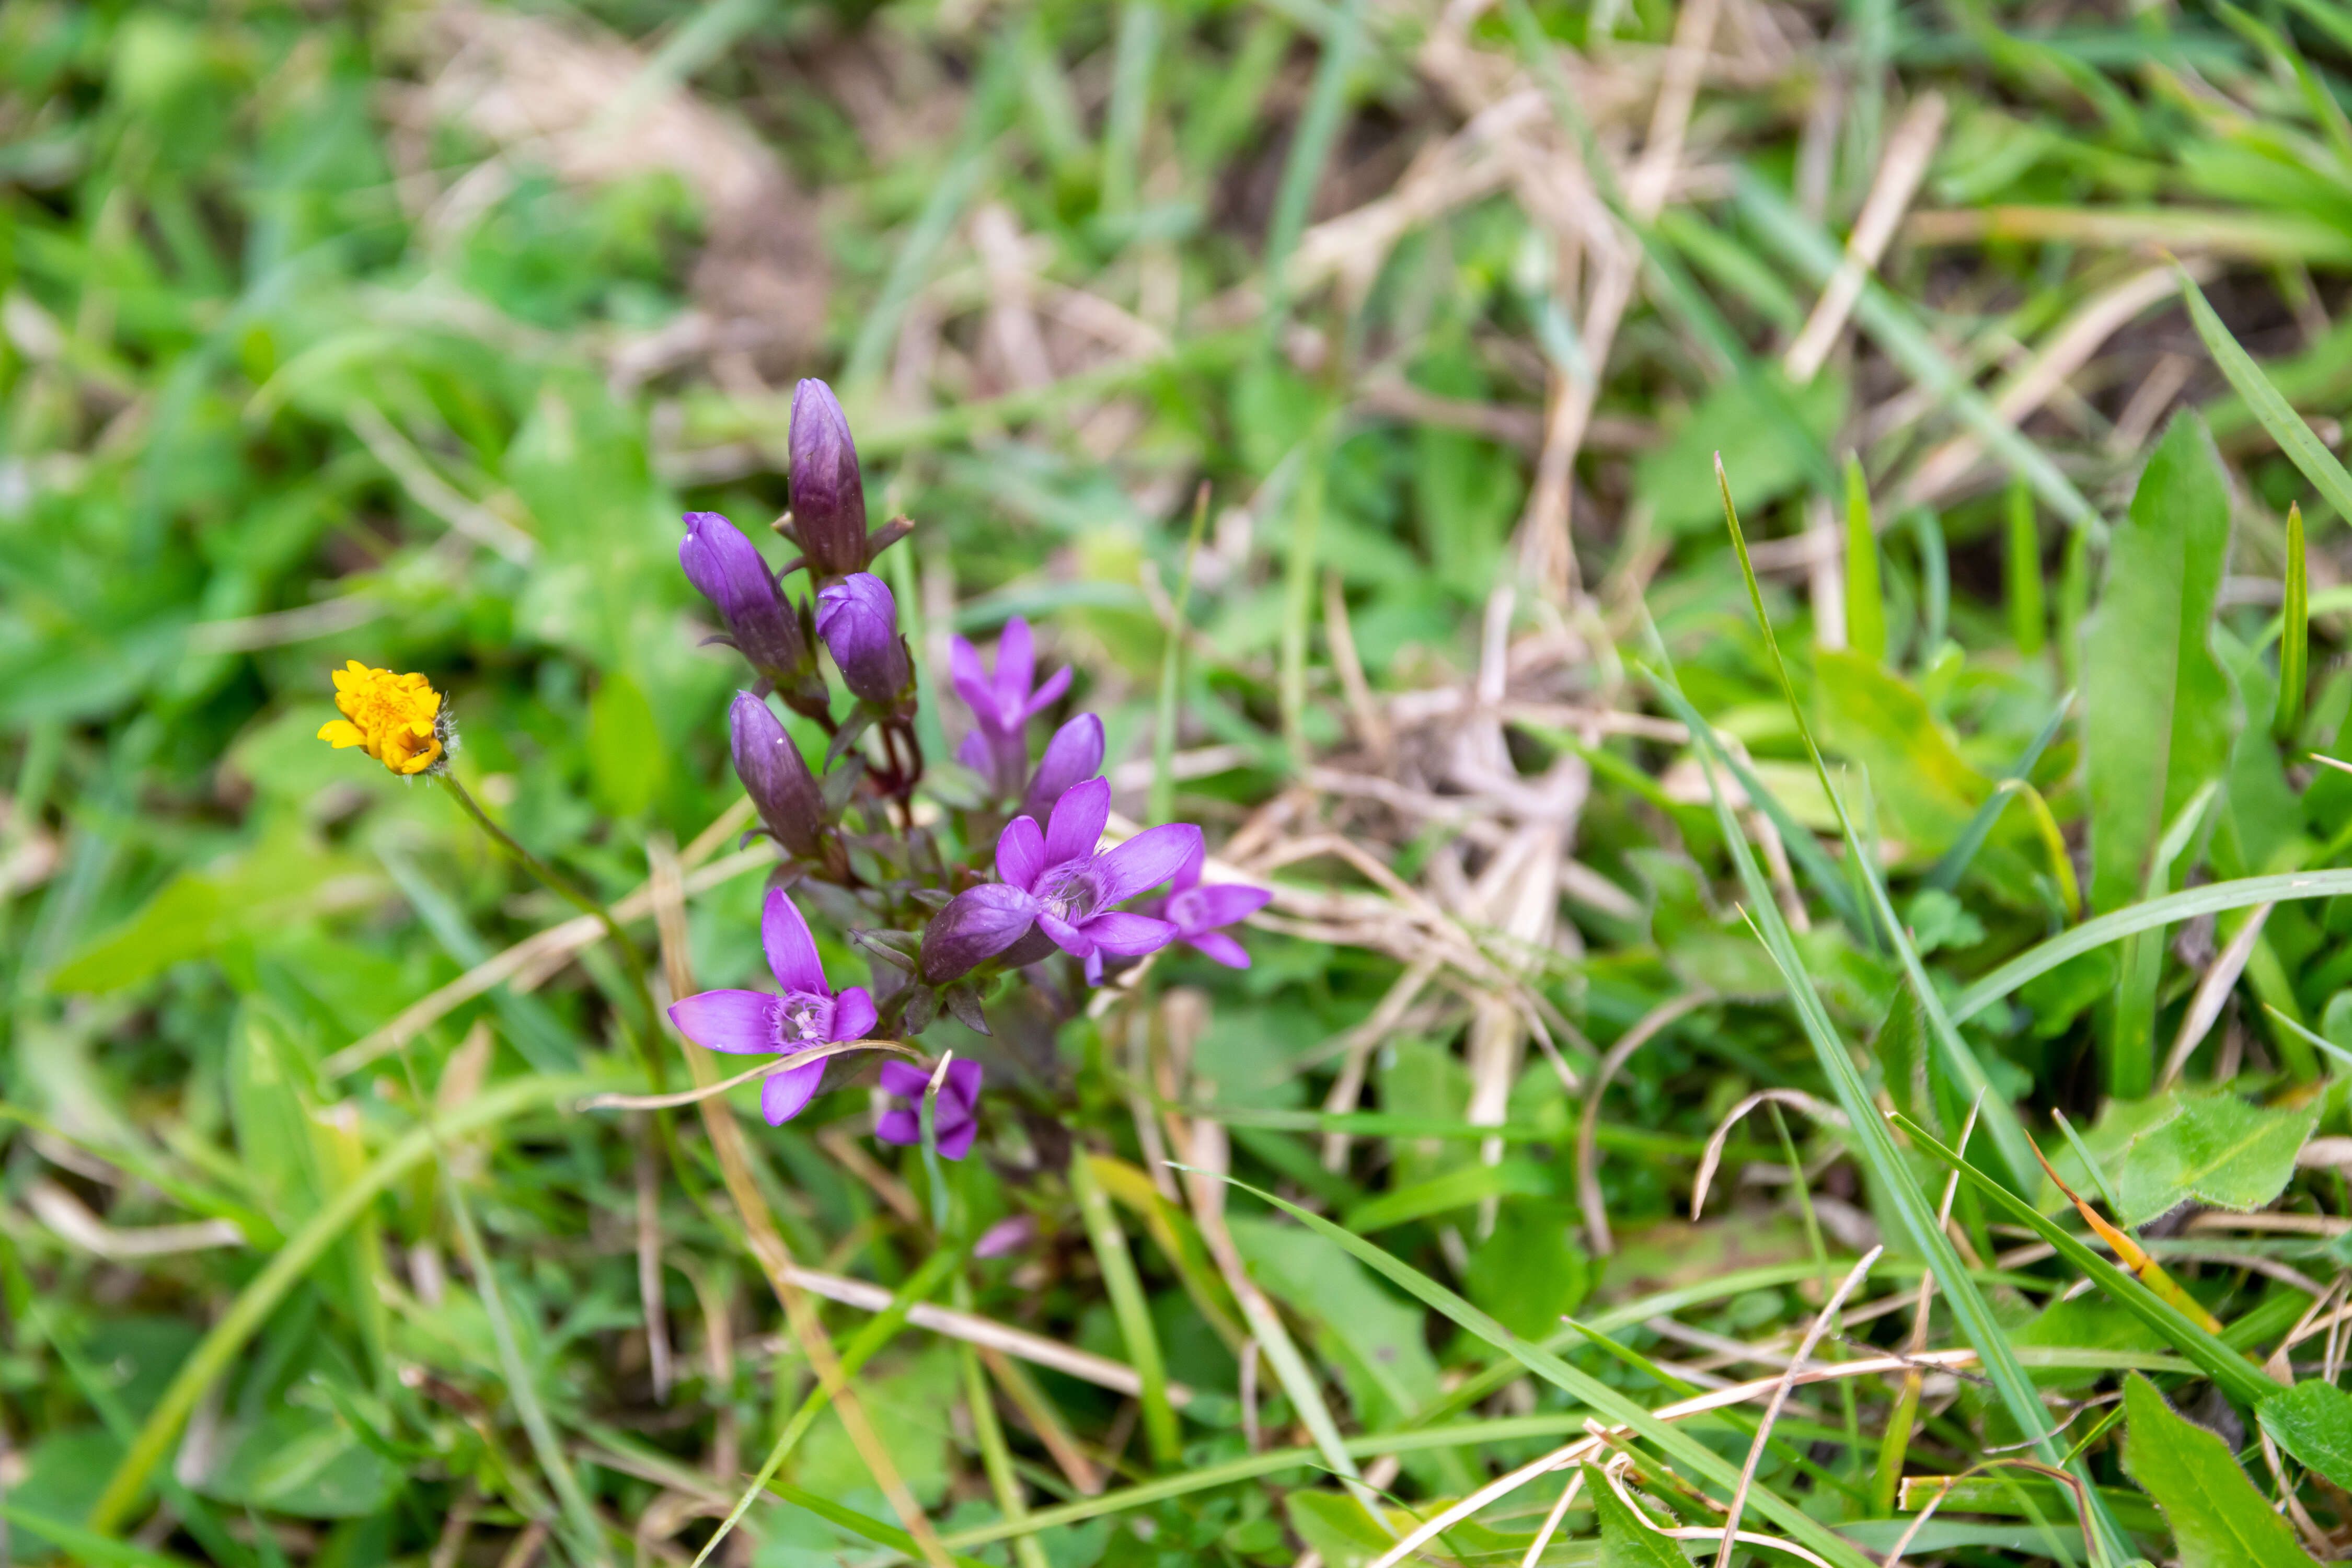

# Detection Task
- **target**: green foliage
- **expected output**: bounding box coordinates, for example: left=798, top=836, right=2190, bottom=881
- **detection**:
left=2260, top=1379, right=2352, bottom=1493
left=2123, top=1374, right=2320, bottom=1567
left=1582, top=1463, right=1686, bottom=1566
left=2077, top=1089, right=2318, bottom=1227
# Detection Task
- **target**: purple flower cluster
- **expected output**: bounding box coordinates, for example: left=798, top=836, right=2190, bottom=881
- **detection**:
left=667, top=380, right=1269, bottom=1165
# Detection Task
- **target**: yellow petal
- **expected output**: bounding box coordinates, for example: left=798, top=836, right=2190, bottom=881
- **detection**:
left=318, top=720, right=367, bottom=749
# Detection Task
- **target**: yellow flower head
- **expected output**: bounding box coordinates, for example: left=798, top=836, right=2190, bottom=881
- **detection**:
left=318, top=661, right=448, bottom=776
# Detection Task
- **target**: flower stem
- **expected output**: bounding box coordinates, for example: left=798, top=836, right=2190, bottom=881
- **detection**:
left=437, top=771, right=668, bottom=1090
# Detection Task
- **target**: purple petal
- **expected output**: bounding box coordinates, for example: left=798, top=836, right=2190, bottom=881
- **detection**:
left=1186, top=930, right=1252, bottom=969
left=1077, top=911, right=1179, bottom=956
left=668, top=990, right=778, bottom=1055
left=761, top=1061, right=826, bottom=1125
left=996, top=816, right=1046, bottom=893
left=1170, top=833, right=1205, bottom=895
left=1021, top=713, right=1103, bottom=822
left=1036, top=911, right=1094, bottom=958
left=995, top=618, right=1035, bottom=707
left=937, top=1119, right=979, bottom=1161
left=1019, top=662, right=1074, bottom=723
left=876, top=1107, right=921, bottom=1146
left=974, top=1215, right=1035, bottom=1258
left=831, top=986, right=877, bottom=1042
left=950, top=637, right=994, bottom=718
left=762, top=887, right=828, bottom=996
left=879, top=1060, right=932, bottom=1097
left=1189, top=884, right=1273, bottom=929
left=1091, top=823, right=1202, bottom=906
left=1043, top=778, right=1111, bottom=867
left=956, top=731, right=991, bottom=775
left=943, top=1057, right=984, bottom=1111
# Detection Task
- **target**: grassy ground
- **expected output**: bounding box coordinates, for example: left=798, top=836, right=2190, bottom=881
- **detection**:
left=9, top=0, right=2352, bottom=1564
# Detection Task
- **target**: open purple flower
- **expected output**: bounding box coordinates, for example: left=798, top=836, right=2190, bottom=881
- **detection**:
left=666, top=887, right=877, bottom=1126
left=877, top=1058, right=983, bottom=1160
left=1142, top=836, right=1271, bottom=969
left=924, top=777, right=1196, bottom=985
left=951, top=618, right=1071, bottom=797
left=680, top=512, right=815, bottom=700
left=815, top=572, right=911, bottom=708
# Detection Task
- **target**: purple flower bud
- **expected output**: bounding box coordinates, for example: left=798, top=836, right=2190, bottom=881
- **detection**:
left=974, top=1214, right=1035, bottom=1258
left=1020, top=713, right=1103, bottom=822
left=919, top=883, right=1038, bottom=983
left=681, top=512, right=814, bottom=693
left=789, top=380, right=873, bottom=579
left=816, top=572, right=912, bottom=707
left=729, top=692, right=827, bottom=861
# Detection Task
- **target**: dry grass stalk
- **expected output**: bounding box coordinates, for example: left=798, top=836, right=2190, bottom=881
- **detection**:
left=1781, top=94, right=1946, bottom=384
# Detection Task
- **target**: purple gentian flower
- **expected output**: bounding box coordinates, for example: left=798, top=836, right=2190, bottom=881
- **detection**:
left=931, top=777, right=1197, bottom=984
left=919, top=882, right=1047, bottom=984
left=815, top=572, right=912, bottom=708
left=951, top=618, right=1072, bottom=797
left=730, top=691, right=826, bottom=862
left=1142, top=836, right=1271, bottom=969
left=877, top=1058, right=984, bottom=1160
left=666, top=887, right=877, bottom=1126
left=1021, top=712, right=1103, bottom=822
left=680, top=512, right=813, bottom=696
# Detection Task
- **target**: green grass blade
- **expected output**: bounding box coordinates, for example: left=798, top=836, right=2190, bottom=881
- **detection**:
left=771, top=1485, right=999, bottom=1568
left=1846, top=454, right=1887, bottom=663
left=1, top=1505, right=205, bottom=1568
left=1696, top=457, right=2127, bottom=1560
left=1258, top=0, right=1362, bottom=340
left=2178, top=266, right=2352, bottom=526
left=86, top=1075, right=601, bottom=1536
left=1198, top=1177, right=1884, bottom=1568
left=1952, top=870, right=2352, bottom=1025
left=1069, top=1148, right=1180, bottom=1467
left=1889, top=1113, right=2277, bottom=1408
left=1098, top=1, right=1161, bottom=222
left=2007, top=473, right=2046, bottom=656
left=2278, top=501, right=2309, bottom=744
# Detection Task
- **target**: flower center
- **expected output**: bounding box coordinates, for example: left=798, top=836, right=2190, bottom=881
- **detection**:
left=774, top=990, right=836, bottom=1046
left=1035, top=864, right=1099, bottom=924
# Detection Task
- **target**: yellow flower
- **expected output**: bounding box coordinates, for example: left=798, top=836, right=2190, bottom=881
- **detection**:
left=318, top=661, right=447, bottom=776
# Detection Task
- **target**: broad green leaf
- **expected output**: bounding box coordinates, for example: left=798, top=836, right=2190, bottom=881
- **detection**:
left=1230, top=1215, right=1444, bottom=1428
left=50, top=875, right=225, bottom=993
left=2083, top=1089, right=2316, bottom=1227
left=2178, top=267, right=2352, bottom=527
left=2085, top=414, right=2241, bottom=1096
left=1815, top=649, right=1997, bottom=862
left=195, top=1404, right=395, bottom=1519
left=1284, top=1491, right=1393, bottom=1568
left=2260, top=1379, right=2352, bottom=1492
left=1466, top=1204, right=1597, bottom=1342
left=2085, top=413, right=2240, bottom=918
left=2123, top=1374, right=2319, bottom=1567
left=1583, top=1463, right=1686, bottom=1566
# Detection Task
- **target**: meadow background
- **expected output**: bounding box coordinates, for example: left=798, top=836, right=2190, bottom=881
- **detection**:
left=9, top=0, right=2352, bottom=1564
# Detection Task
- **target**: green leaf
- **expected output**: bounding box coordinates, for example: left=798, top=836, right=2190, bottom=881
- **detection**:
left=2178, top=267, right=2352, bottom=527
left=1466, top=1205, right=1597, bottom=1342
left=2084, top=1089, right=2316, bottom=1227
left=2259, top=1379, right=2352, bottom=1492
left=1815, top=649, right=1998, bottom=863
left=1341, top=1158, right=1553, bottom=1234
left=1635, top=372, right=1847, bottom=535
left=1284, top=1491, right=1393, bottom=1568
left=50, top=875, right=225, bottom=993
left=587, top=670, right=665, bottom=817
left=2123, top=1374, right=2319, bottom=1567
left=1583, top=1463, right=1687, bottom=1566
left=2084, top=414, right=2242, bottom=1096
left=1844, top=455, right=1886, bottom=663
